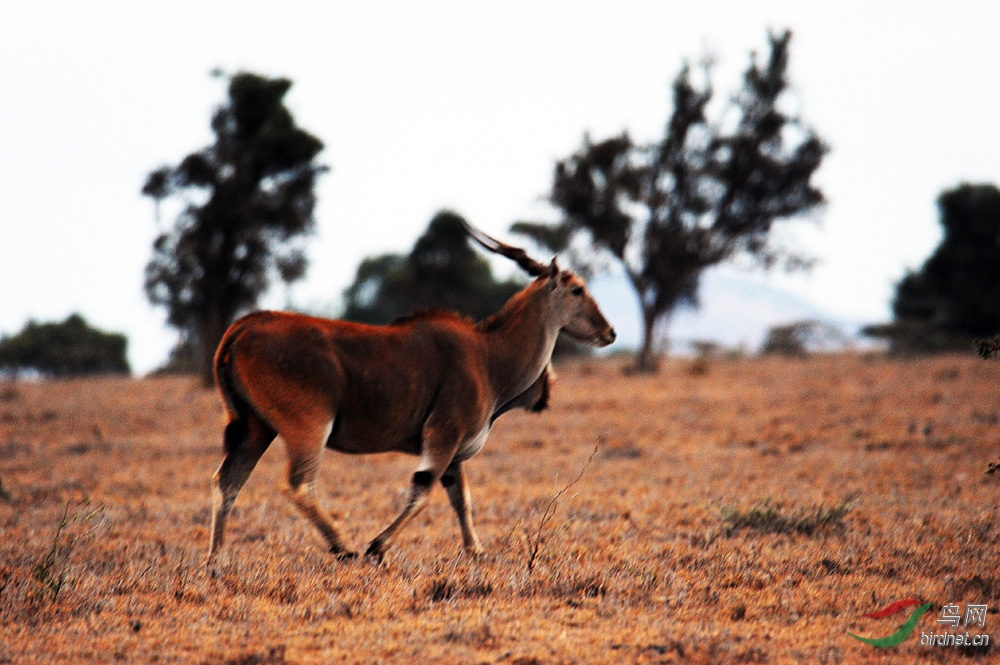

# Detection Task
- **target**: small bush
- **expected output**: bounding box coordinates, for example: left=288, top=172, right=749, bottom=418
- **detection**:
left=721, top=497, right=857, bottom=537
left=975, top=335, right=1000, bottom=359
left=25, top=499, right=105, bottom=607
left=761, top=320, right=847, bottom=356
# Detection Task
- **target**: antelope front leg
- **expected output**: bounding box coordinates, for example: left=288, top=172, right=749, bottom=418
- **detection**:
left=441, top=461, right=483, bottom=555
left=363, top=469, right=435, bottom=561
left=364, top=418, right=462, bottom=561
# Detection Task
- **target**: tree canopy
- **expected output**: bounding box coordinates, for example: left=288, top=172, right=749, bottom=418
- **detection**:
left=342, top=211, right=523, bottom=324
left=0, top=314, right=130, bottom=378
left=142, top=71, right=327, bottom=383
left=867, top=183, right=1000, bottom=353
left=513, top=30, right=826, bottom=371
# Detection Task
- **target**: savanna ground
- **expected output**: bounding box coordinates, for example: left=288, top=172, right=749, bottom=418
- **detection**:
left=1, top=354, right=998, bottom=664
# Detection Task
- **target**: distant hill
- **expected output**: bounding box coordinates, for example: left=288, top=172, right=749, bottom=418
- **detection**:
left=587, top=268, right=863, bottom=355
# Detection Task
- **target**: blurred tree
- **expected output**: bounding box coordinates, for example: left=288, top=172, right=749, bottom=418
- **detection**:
left=342, top=211, right=524, bottom=324
left=866, top=183, right=1000, bottom=353
left=0, top=314, right=130, bottom=378
left=513, top=31, right=826, bottom=372
left=142, top=71, right=327, bottom=384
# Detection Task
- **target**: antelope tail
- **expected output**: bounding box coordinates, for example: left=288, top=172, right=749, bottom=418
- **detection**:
left=213, top=326, right=251, bottom=453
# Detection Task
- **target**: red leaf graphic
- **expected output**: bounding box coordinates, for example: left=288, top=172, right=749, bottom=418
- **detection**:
left=863, top=598, right=923, bottom=619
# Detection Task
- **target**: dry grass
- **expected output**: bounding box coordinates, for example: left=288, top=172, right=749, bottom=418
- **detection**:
left=0, top=354, right=998, bottom=663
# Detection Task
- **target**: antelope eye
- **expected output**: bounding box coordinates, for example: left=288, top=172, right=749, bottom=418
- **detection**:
left=571, top=286, right=583, bottom=296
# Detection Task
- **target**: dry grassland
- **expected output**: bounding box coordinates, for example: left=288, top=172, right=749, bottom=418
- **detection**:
left=0, top=354, right=998, bottom=663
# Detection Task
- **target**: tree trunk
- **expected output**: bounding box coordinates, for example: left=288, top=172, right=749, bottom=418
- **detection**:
left=198, top=304, right=227, bottom=388
left=631, top=307, right=660, bottom=374
left=623, top=269, right=663, bottom=374
left=198, top=331, right=217, bottom=388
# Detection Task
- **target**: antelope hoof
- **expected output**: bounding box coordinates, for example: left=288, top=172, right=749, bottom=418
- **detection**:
left=364, top=540, right=386, bottom=562
left=333, top=549, right=358, bottom=561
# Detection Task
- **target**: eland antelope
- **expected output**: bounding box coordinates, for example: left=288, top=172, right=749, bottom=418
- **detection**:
left=207, top=221, right=615, bottom=561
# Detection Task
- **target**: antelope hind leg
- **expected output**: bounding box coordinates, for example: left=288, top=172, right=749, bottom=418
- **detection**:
left=282, top=419, right=356, bottom=558
left=209, top=415, right=275, bottom=561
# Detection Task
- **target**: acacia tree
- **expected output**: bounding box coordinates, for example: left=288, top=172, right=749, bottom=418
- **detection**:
left=142, top=72, right=327, bottom=383
left=514, top=31, right=826, bottom=372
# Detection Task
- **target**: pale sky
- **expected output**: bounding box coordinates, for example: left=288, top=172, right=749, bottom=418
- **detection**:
left=2, top=1, right=998, bottom=373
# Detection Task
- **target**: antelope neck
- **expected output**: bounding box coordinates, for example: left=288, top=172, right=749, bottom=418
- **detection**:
left=483, top=284, right=559, bottom=406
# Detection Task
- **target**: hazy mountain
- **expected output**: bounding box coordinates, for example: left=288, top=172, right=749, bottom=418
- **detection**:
left=587, top=268, right=863, bottom=355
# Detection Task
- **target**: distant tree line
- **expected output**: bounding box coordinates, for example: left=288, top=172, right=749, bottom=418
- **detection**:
left=0, top=314, right=129, bottom=378
left=6, top=38, right=999, bottom=383
left=136, top=44, right=998, bottom=382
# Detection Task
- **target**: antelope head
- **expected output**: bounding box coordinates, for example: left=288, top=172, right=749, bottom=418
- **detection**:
left=463, top=221, right=616, bottom=347
left=543, top=260, right=616, bottom=347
